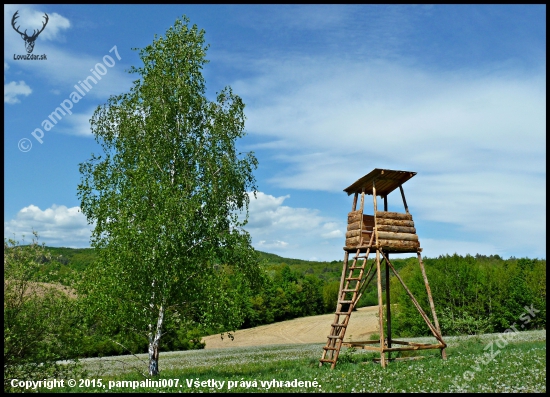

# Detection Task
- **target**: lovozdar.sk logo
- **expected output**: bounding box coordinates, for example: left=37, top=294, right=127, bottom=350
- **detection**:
left=11, top=10, right=49, bottom=60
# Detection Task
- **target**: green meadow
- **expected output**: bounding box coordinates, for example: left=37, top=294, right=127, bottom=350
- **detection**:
left=35, top=330, right=545, bottom=393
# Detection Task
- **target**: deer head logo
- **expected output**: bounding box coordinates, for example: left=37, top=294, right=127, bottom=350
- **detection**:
left=11, top=10, right=49, bottom=54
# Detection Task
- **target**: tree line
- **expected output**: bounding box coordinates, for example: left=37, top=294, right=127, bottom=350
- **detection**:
left=389, top=254, right=546, bottom=337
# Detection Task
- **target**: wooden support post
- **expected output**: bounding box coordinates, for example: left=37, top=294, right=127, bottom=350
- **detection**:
left=352, top=192, right=358, bottom=211
left=383, top=189, right=390, bottom=352
left=376, top=249, right=386, bottom=367
left=385, top=251, right=391, bottom=348
left=373, top=181, right=378, bottom=246
left=359, top=189, right=365, bottom=244
left=399, top=185, right=409, bottom=214
left=373, top=180, right=384, bottom=366
left=417, top=252, right=447, bottom=360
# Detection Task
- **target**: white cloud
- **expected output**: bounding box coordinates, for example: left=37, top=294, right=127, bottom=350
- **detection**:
left=237, top=59, right=545, bottom=184
left=408, top=170, right=546, bottom=258
left=320, top=222, right=343, bottom=239
left=232, top=55, right=545, bottom=259
left=4, top=80, right=32, bottom=103
left=321, top=229, right=343, bottom=239
left=4, top=204, right=92, bottom=247
left=257, top=240, right=289, bottom=250
left=246, top=191, right=342, bottom=234
left=31, top=11, right=71, bottom=42
left=245, top=191, right=345, bottom=258
left=237, top=5, right=350, bottom=32
left=246, top=191, right=317, bottom=232
left=55, top=108, right=95, bottom=137
left=3, top=195, right=347, bottom=258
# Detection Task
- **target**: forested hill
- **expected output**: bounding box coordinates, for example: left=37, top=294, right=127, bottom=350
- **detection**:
left=34, top=246, right=545, bottom=295
left=37, top=246, right=346, bottom=285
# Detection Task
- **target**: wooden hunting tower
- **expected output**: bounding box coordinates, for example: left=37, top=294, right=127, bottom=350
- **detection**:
left=319, top=168, right=447, bottom=368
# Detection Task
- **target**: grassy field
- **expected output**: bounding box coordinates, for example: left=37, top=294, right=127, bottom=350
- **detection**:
left=38, top=330, right=545, bottom=393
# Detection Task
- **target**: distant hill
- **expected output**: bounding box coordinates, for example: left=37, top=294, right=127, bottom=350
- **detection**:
left=38, top=246, right=345, bottom=285
left=38, top=246, right=421, bottom=289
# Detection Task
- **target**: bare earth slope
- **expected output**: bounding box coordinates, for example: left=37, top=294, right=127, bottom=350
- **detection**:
left=202, top=306, right=379, bottom=349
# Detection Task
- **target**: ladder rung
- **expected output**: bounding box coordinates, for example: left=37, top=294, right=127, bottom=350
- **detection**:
left=323, top=346, right=338, bottom=350
left=335, top=311, right=351, bottom=315
left=339, top=300, right=353, bottom=304
left=346, top=277, right=361, bottom=281
left=327, top=335, right=343, bottom=339
left=342, top=289, right=358, bottom=292
left=331, top=323, right=347, bottom=327
left=319, top=359, right=335, bottom=363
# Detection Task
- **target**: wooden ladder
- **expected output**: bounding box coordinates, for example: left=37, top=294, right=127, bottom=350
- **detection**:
left=319, top=248, right=373, bottom=368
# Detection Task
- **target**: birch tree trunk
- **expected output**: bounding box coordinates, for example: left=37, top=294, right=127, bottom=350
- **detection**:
left=148, top=304, right=164, bottom=376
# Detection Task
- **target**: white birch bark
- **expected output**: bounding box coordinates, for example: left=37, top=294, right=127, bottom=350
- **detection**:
left=148, top=303, right=164, bottom=376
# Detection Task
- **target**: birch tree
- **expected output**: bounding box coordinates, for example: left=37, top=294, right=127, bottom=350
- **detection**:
left=77, top=16, right=261, bottom=376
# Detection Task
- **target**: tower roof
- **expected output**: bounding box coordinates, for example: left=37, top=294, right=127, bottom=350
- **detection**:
left=343, top=168, right=416, bottom=196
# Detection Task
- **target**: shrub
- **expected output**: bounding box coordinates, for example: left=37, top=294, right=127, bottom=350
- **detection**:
left=4, top=232, right=85, bottom=392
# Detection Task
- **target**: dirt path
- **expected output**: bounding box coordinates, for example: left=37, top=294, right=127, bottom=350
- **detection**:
left=202, top=306, right=379, bottom=349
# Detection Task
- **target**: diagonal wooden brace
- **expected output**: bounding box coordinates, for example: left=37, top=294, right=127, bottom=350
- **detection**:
left=381, top=251, right=446, bottom=346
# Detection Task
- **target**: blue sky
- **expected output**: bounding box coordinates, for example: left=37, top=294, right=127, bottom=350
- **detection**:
left=4, top=4, right=546, bottom=260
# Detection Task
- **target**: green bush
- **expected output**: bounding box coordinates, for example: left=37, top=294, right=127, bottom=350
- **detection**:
left=322, top=281, right=340, bottom=312
left=4, top=233, right=85, bottom=392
